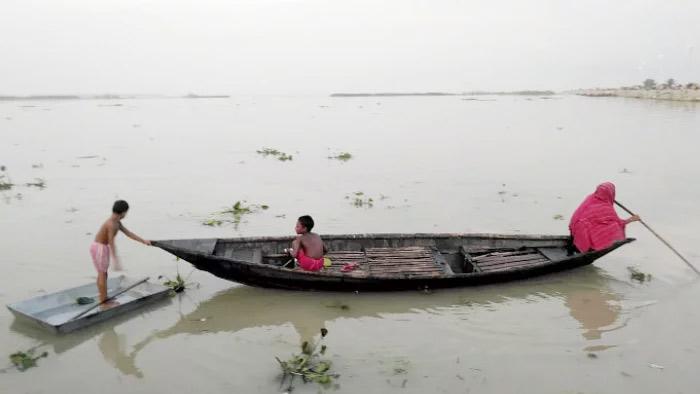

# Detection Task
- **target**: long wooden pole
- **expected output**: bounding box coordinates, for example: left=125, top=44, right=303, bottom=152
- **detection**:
left=614, top=200, right=700, bottom=275
left=68, top=277, right=150, bottom=322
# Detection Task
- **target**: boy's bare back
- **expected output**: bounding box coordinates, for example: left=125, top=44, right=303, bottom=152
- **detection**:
left=299, top=232, right=325, bottom=259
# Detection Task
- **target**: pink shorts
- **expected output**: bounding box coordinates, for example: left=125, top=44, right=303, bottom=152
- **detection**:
left=90, top=242, right=110, bottom=273
left=296, top=249, right=324, bottom=272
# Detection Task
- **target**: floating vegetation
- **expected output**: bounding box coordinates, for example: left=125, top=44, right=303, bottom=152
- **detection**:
left=328, top=152, right=353, bottom=162
left=163, top=273, right=186, bottom=293
left=345, top=192, right=374, bottom=208
left=276, top=328, right=337, bottom=391
left=9, top=349, right=48, bottom=372
left=203, top=201, right=269, bottom=228
left=25, top=178, right=46, bottom=189
left=256, top=147, right=293, bottom=161
left=628, top=266, right=652, bottom=283
left=0, top=177, right=12, bottom=191
left=0, top=166, right=13, bottom=190
left=75, top=296, right=95, bottom=305
left=224, top=200, right=253, bottom=215
left=202, top=218, right=223, bottom=226
left=553, top=214, right=565, bottom=220
left=221, top=200, right=268, bottom=222
left=160, top=262, right=197, bottom=294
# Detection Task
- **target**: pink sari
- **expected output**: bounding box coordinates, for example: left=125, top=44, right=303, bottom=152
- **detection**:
left=569, top=182, right=627, bottom=252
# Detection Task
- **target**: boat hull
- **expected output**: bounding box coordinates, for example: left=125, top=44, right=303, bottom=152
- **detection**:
left=154, top=233, right=634, bottom=292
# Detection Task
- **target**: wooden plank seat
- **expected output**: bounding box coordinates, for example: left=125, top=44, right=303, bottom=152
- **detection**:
left=469, top=248, right=550, bottom=272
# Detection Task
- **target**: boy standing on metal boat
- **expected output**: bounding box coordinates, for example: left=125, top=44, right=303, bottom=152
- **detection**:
left=288, top=215, right=327, bottom=271
left=90, top=200, right=151, bottom=305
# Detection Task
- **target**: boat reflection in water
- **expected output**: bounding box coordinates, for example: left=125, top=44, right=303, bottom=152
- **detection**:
left=130, top=266, right=624, bottom=354
left=10, top=266, right=625, bottom=377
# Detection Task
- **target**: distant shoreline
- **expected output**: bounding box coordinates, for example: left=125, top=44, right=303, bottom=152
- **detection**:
left=575, top=88, right=700, bottom=102
left=0, top=94, right=230, bottom=101
left=330, top=91, right=555, bottom=97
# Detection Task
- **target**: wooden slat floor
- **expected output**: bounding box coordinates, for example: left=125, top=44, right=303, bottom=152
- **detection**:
left=471, top=248, right=550, bottom=272
left=325, top=246, right=445, bottom=278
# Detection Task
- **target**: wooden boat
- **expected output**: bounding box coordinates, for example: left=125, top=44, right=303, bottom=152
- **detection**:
left=153, top=233, right=634, bottom=291
left=7, top=276, right=171, bottom=334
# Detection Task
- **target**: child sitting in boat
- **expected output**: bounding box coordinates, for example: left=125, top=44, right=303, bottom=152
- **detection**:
left=289, top=215, right=327, bottom=271
left=569, top=182, right=640, bottom=252
left=91, top=200, right=151, bottom=305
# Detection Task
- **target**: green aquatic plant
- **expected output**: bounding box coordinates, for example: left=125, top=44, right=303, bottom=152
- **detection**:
left=163, top=273, right=186, bottom=293
left=346, top=192, right=374, bottom=208
left=25, top=178, right=46, bottom=189
left=256, top=147, right=293, bottom=161
left=160, top=260, right=197, bottom=293
left=205, top=200, right=270, bottom=228
left=0, top=177, right=11, bottom=190
left=222, top=200, right=252, bottom=216
left=628, top=266, right=652, bottom=283
left=0, top=166, right=13, bottom=190
left=276, top=328, right=337, bottom=390
left=328, top=152, right=353, bottom=161
left=9, top=349, right=48, bottom=372
left=202, top=218, right=223, bottom=226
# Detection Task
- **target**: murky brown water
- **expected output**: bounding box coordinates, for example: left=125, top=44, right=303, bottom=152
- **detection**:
left=1, top=95, right=699, bottom=393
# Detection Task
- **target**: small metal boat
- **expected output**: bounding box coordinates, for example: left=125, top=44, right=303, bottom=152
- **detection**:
left=7, top=276, right=171, bottom=334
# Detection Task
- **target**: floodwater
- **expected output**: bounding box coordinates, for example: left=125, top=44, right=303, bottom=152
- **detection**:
left=1, top=95, right=699, bottom=393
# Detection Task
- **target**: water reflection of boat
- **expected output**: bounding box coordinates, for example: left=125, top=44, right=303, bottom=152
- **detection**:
left=10, top=266, right=623, bottom=377
left=131, top=266, right=623, bottom=354
left=9, top=297, right=171, bottom=378
left=153, top=234, right=634, bottom=291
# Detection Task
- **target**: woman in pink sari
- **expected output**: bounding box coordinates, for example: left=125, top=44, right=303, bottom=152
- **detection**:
left=569, top=182, right=641, bottom=253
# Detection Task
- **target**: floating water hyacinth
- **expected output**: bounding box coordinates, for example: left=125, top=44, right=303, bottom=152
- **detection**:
left=9, top=349, right=48, bottom=372
left=276, top=328, right=337, bottom=390
left=256, top=147, right=293, bottom=161
left=328, top=152, right=353, bottom=161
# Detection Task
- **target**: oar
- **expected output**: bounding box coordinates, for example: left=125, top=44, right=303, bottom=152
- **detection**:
left=614, top=200, right=700, bottom=275
left=68, top=277, right=150, bottom=322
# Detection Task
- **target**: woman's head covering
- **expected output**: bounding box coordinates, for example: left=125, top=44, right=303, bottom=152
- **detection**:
left=569, top=182, right=626, bottom=252
left=593, top=182, right=615, bottom=204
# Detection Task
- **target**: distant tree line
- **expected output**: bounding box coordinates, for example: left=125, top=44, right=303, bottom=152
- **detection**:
left=642, top=78, right=699, bottom=90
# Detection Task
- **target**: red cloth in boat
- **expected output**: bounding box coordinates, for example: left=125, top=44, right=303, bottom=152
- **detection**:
left=569, top=182, right=627, bottom=252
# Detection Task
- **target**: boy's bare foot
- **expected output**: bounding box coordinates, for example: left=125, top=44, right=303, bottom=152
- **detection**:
left=100, top=300, right=120, bottom=310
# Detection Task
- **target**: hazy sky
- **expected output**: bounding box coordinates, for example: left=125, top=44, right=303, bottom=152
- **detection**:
left=1, top=0, right=698, bottom=95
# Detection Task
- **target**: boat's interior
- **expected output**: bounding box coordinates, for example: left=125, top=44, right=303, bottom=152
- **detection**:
left=207, top=235, right=573, bottom=277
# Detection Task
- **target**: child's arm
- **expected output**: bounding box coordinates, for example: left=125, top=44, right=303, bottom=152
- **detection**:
left=107, top=222, right=122, bottom=271
left=119, top=223, right=151, bottom=245
left=290, top=235, right=302, bottom=256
